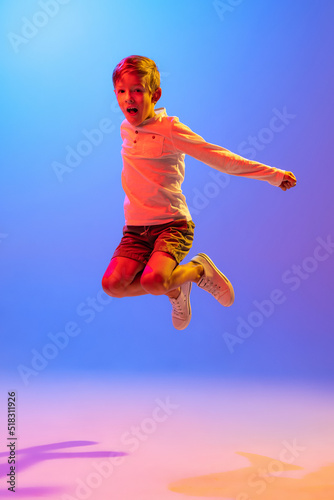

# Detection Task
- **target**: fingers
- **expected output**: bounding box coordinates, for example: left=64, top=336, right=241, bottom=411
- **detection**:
left=280, top=171, right=297, bottom=190
left=286, top=171, right=297, bottom=184
left=287, top=179, right=297, bottom=188
left=279, top=180, right=295, bottom=191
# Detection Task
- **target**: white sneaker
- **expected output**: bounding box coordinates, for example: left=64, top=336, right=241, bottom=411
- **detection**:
left=169, top=281, right=192, bottom=330
left=191, top=253, right=234, bottom=307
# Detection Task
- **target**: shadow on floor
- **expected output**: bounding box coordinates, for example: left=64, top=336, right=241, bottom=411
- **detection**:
left=0, top=440, right=127, bottom=497
left=168, top=451, right=334, bottom=499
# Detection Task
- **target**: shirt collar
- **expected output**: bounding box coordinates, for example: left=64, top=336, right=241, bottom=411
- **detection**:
left=140, top=107, right=167, bottom=126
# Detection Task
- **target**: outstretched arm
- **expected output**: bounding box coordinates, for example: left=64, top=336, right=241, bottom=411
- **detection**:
left=279, top=171, right=297, bottom=191
left=170, top=119, right=286, bottom=187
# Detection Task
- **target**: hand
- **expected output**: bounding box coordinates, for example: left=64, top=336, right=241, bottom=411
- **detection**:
left=279, top=171, right=297, bottom=191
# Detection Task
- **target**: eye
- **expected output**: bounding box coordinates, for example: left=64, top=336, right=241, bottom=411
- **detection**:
left=117, top=89, right=124, bottom=94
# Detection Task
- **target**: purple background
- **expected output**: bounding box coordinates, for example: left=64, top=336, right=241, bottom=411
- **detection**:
left=1, top=0, right=334, bottom=387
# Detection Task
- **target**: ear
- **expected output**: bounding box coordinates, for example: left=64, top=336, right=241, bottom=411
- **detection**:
left=152, top=87, right=162, bottom=104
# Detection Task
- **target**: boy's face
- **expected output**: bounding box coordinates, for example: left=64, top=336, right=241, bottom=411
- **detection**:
left=114, top=72, right=161, bottom=127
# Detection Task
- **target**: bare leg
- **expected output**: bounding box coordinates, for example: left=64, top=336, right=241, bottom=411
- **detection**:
left=102, top=253, right=203, bottom=299
left=102, top=257, right=147, bottom=297
left=163, top=261, right=203, bottom=298
left=140, top=252, right=203, bottom=298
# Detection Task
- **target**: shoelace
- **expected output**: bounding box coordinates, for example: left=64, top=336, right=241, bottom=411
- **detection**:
left=198, top=278, right=222, bottom=298
left=170, top=296, right=186, bottom=318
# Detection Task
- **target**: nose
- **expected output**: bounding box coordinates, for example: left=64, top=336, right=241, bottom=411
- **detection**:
left=124, top=91, right=134, bottom=102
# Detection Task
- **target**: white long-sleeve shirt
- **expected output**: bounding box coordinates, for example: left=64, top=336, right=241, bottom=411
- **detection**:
left=120, top=108, right=285, bottom=225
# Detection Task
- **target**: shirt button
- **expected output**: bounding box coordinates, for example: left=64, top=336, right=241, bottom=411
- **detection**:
left=152, top=135, right=155, bottom=139
left=135, top=130, right=138, bottom=134
left=134, top=140, right=137, bottom=143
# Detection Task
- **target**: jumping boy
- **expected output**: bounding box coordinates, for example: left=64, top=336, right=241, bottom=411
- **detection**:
left=102, top=55, right=296, bottom=330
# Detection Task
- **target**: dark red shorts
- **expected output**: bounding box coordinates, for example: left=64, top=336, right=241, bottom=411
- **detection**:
left=112, top=219, right=195, bottom=265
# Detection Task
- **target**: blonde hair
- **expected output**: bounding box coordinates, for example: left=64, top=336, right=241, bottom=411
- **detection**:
left=112, top=55, right=160, bottom=93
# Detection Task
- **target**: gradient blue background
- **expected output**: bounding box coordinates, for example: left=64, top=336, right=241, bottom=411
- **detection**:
left=1, top=0, right=333, bottom=386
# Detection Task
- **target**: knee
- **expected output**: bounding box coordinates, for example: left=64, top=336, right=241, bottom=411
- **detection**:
left=140, top=272, right=168, bottom=295
left=102, top=275, right=126, bottom=298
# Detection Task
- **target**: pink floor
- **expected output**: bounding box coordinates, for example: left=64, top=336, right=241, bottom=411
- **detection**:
left=1, top=374, right=334, bottom=499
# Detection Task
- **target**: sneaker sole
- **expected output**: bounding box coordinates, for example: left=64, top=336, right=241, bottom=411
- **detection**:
left=197, top=253, right=235, bottom=307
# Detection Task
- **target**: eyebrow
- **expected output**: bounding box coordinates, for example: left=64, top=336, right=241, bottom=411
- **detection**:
left=118, top=83, right=145, bottom=87
left=115, top=84, right=146, bottom=93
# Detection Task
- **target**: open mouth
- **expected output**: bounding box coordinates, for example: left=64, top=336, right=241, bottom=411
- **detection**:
left=127, top=107, right=138, bottom=115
